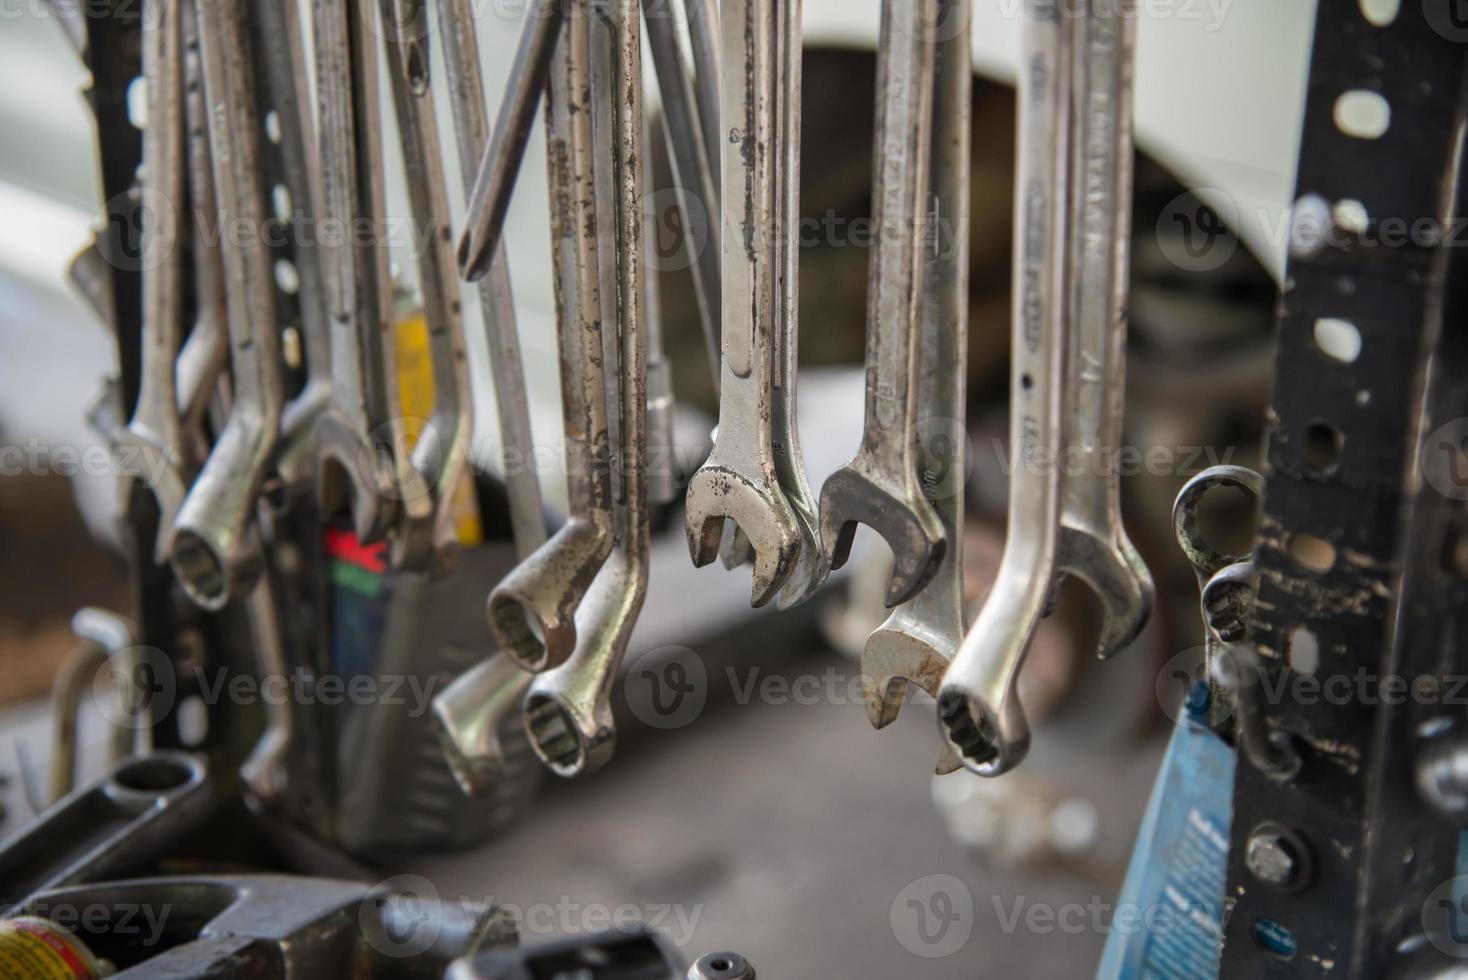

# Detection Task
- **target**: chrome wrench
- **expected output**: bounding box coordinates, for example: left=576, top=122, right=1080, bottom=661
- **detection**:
left=938, top=0, right=1071, bottom=776
left=1053, top=0, right=1153, bottom=659
left=862, top=0, right=970, bottom=772
left=768, top=0, right=825, bottom=610
left=684, top=0, right=801, bottom=608
left=310, top=0, right=419, bottom=545
left=170, top=0, right=285, bottom=611
left=817, top=0, right=946, bottom=610
left=644, top=0, right=721, bottom=384
left=437, top=0, right=548, bottom=560
left=379, top=0, right=475, bottom=574
left=488, top=3, right=616, bottom=673
left=524, top=0, right=650, bottom=777
left=457, top=0, right=568, bottom=282
left=116, top=0, right=187, bottom=565
left=429, top=0, right=551, bottom=788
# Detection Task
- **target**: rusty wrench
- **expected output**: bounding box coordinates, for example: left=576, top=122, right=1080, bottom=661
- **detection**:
left=1053, top=0, right=1153, bottom=659
left=116, top=0, right=188, bottom=565
left=488, top=3, right=617, bottom=673
left=862, top=0, right=970, bottom=773
left=938, top=0, right=1071, bottom=776
left=170, top=0, right=285, bottom=611
left=684, top=0, right=801, bottom=608
left=524, top=0, right=650, bottom=777
left=817, top=0, right=946, bottom=609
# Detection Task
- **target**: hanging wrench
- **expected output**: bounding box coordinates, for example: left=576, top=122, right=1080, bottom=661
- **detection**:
left=256, top=0, right=332, bottom=497
left=115, top=0, right=187, bottom=565
left=310, top=0, right=419, bottom=545
left=169, top=0, right=286, bottom=611
left=644, top=0, right=721, bottom=385
left=684, top=0, right=802, bottom=609
left=177, top=2, right=230, bottom=465
left=937, top=0, right=1072, bottom=776
left=378, top=0, right=474, bottom=574
left=685, top=0, right=722, bottom=203
left=488, top=3, right=616, bottom=673
left=768, top=0, right=826, bottom=610
left=1052, top=0, right=1153, bottom=659
left=862, top=0, right=970, bottom=773
left=428, top=0, right=551, bottom=787
left=817, top=0, right=945, bottom=610
left=437, top=0, right=547, bottom=560
left=457, top=0, right=568, bottom=282
left=524, top=0, right=650, bottom=777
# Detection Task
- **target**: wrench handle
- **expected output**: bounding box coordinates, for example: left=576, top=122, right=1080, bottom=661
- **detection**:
left=1062, top=0, right=1137, bottom=529
left=860, top=0, right=937, bottom=475
left=438, top=0, right=549, bottom=559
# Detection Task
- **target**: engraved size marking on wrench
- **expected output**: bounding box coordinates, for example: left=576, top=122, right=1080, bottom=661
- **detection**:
left=938, top=2, right=1072, bottom=776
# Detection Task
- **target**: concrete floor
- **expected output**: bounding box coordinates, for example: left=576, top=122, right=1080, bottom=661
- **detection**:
left=411, top=641, right=1168, bottom=979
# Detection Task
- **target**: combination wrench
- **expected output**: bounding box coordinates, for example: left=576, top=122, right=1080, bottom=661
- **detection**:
left=488, top=3, right=617, bottom=673
left=768, top=0, right=825, bottom=610
left=378, top=0, right=475, bottom=574
left=457, top=0, right=568, bottom=283
left=817, top=0, right=946, bottom=610
left=429, top=0, right=551, bottom=789
left=938, top=0, right=1072, bottom=776
left=861, top=0, right=970, bottom=773
left=1052, top=0, right=1153, bottom=659
left=115, top=0, right=187, bottom=565
left=310, top=0, right=420, bottom=545
left=170, top=0, right=285, bottom=611
left=523, top=0, right=650, bottom=777
left=684, top=0, right=802, bottom=609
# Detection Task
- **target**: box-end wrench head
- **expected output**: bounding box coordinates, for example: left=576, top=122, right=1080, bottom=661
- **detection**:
left=523, top=0, right=650, bottom=778
left=817, top=0, right=945, bottom=610
left=433, top=654, right=533, bottom=796
left=170, top=0, right=286, bottom=611
left=937, top=0, right=1071, bottom=776
left=117, top=0, right=188, bottom=565
left=684, top=0, right=800, bottom=609
left=1052, top=2, right=1152, bottom=660
left=487, top=4, right=615, bottom=672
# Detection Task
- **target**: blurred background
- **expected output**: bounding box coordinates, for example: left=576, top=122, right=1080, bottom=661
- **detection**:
left=0, top=1, right=1315, bottom=975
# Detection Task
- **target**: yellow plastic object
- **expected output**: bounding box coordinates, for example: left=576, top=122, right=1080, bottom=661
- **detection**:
left=0, top=917, right=102, bottom=980
left=394, top=309, right=482, bottom=546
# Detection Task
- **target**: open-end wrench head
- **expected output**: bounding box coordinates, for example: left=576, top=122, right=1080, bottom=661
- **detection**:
left=1057, top=524, right=1156, bottom=660
left=936, top=687, right=1032, bottom=778
left=817, top=465, right=946, bottom=608
left=313, top=414, right=395, bottom=544
left=487, top=517, right=614, bottom=673
left=685, top=466, right=801, bottom=608
left=861, top=624, right=950, bottom=731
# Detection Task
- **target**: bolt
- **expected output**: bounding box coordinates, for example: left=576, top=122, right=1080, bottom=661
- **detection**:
left=688, top=952, right=755, bottom=980
left=1246, top=830, right=1298, bottom=888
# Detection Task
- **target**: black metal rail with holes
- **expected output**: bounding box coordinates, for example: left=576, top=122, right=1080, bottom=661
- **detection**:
left=1222, top=3, right=1468, bottom=977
